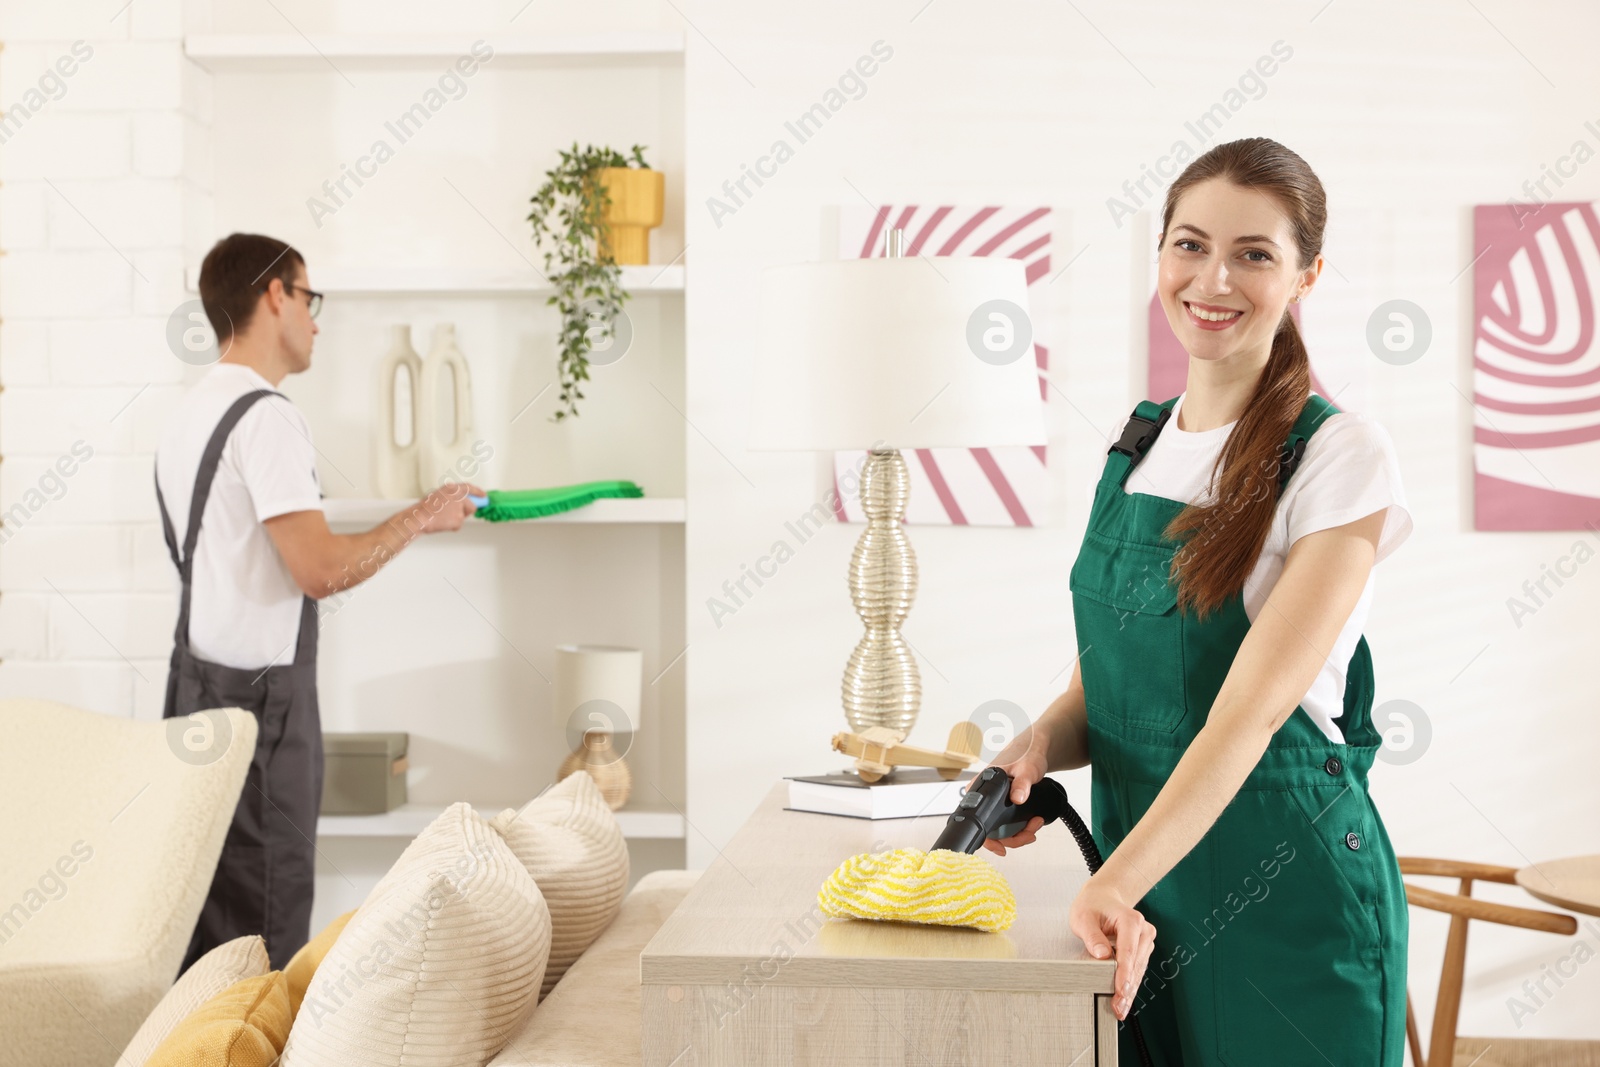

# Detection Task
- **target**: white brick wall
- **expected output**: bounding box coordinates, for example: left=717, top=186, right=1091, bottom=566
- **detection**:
left=0, top=251, right=135, bottom=317
left=0, top=0, right=201, bottom=716
left=0, top=525, right=133, bottom=591
left=47, top=318, right=186, bottom=386
left=0, top=320, right=47, bottom=386
left=0, top=114, right=133, bottom=182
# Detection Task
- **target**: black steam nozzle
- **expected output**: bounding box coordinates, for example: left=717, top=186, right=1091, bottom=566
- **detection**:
left=930, top=766, right=1070, bottom=855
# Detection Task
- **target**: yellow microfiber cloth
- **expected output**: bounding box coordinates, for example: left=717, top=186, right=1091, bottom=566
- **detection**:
left=817, top=846, right=1017, bottom=933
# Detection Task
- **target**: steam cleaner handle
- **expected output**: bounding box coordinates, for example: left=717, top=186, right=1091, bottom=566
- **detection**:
left=933, top=766, right=1067, bottom=853
left=985, top=767, right=1102, bottom=869
left=989, top=771, right=1071, bottom=840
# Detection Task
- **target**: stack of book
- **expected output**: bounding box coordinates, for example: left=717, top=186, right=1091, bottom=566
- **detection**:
left=784, top=767, right=979, bottom=820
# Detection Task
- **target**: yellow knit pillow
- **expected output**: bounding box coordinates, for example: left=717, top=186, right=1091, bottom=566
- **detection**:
left=120, top=935, right=271, bottom=1066
left=145, top=971, right=291, bottom=1067
left=283, top=911, right=355, bottom=1017
left=818, top=847, right=1017, bottom=933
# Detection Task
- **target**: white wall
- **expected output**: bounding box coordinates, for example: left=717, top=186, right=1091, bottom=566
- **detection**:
left=2, top=0, right=1597, bottom=1045
left=0, top=0, right=202, bottom=715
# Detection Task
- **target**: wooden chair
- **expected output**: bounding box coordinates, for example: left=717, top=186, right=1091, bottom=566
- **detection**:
left=1400, top=857, right=1593, bottom=1067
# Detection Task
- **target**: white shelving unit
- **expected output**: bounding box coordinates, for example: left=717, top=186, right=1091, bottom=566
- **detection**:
left=184, top=32, right=685, bottom=71
left=194, top=19, right=690, bottom=910
left=181, top=264, right=685, bottom=296
left=322, top=496, right=685, bottom=529
left=319, top=804, right=685, bottom=840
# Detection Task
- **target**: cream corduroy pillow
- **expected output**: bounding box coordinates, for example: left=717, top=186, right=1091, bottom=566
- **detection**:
left=489, top=770, right=630, bottom=1002
left=119, top=935, right=272, bottom=1067
left=280, top=803, right=552, bottom=1066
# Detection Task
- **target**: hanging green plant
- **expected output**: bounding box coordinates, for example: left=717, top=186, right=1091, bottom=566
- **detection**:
left=526, top=142, right=650, bottom=421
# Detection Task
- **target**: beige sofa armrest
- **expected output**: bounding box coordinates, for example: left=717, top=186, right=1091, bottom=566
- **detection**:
left=487, top=869, right=703, bottom=1067
left=0, top=701, right=257, bottom=1067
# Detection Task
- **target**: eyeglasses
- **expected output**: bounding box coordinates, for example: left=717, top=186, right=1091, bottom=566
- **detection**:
left=269, top=281, right=323, bottom=319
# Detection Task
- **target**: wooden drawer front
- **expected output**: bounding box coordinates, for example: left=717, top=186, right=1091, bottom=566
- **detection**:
left=644, top=984, right=1103, bottom=1066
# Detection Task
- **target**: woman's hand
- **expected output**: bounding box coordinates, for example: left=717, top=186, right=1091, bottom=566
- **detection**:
left=974, top=722, right=1052, bottom=857
left=1069, top=875, right=1157, bottom=1021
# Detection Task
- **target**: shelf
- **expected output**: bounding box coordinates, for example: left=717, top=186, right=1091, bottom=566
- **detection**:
left=184, top=32, right=685, bottom=71
left=323, top=496, right=685, bottom=528
left=318, top=803, right=685, bottom=840
left=317, top=264, right=683, bottom=295
left=182, top=264, right=684, bottom=296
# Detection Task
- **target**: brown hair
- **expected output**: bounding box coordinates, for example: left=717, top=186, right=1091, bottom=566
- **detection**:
left=197, top=233, right=305, bottom=342
left=1156, top=137, right=1326, bottom=621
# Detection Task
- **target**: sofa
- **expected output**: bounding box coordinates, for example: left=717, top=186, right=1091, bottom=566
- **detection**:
left=0, top=699, right=257, bottom=1067
left=484, top=867, right=702, bottom=1067
left=0, top=697, right=702, bottom=1067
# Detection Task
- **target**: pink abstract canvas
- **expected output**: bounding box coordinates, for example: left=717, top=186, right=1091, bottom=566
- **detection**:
left=1473, top=201, right=1600, bottom=531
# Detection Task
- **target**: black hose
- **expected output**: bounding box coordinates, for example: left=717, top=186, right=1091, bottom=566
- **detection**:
left=955, top=766, right=1156, bottom=1065
left=1058, top=800, right=1155, bottom=1067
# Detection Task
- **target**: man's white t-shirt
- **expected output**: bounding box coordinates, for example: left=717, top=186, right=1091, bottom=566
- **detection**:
left=1095, top=391, right=1412, bottom=744
left=156, top=364, right=324, bottom=669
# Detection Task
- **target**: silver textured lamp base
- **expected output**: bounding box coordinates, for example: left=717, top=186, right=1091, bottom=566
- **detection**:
left=841, top=448, right=921, bottom=734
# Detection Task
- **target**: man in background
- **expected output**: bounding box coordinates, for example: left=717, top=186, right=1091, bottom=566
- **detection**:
left=155, top=232, right=480, bottom=971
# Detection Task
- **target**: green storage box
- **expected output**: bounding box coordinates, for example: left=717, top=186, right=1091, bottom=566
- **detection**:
left=320, top=732, right=408, bottom=815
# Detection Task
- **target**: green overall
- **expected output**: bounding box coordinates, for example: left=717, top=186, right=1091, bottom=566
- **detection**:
left=1068, top=394, right=1408, bottom=1065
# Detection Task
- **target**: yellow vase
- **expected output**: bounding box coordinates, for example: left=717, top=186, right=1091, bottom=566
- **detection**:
left=595, top=167, right=665, bottom=266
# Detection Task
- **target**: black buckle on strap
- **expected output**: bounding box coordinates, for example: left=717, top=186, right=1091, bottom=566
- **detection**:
left=1278, top=436, right=1307, bottom=487
left=1109, top=406, right=1171, bottom=460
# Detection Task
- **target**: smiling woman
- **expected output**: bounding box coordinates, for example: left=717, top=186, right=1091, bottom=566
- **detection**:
left=1091, top=139, right=1409, bottom=1061
left=980, top=138, right=1413, bottom=1066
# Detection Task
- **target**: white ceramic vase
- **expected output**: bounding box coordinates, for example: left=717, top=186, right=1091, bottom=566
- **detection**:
left=417, top=323, right=476, bottom=491
left=373, top=324, right=424, bottom=499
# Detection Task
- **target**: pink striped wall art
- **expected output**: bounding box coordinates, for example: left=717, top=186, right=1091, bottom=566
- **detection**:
left=831, top=205, right=1052, bottom=526
left=1473, top=201, right=1600, bottom=530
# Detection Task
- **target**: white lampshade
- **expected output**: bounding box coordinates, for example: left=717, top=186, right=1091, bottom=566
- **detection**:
left=748, top=256, right=1047, bottom=451
left=553, top=645, right=643, bottom=736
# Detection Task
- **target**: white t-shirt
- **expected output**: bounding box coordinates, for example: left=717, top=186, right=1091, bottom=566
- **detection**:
left=1094, top=391, right=1412, bottom=744
left=155, top=364, right=324, bottom=669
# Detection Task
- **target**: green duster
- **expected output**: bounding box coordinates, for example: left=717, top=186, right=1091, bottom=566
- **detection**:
left=472, top=480, right=643, bottom=522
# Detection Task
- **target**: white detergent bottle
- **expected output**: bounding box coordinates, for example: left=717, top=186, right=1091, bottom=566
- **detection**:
left=417, top=322, right=476, bottom=490
left=373, top=324, right=424, bottom=498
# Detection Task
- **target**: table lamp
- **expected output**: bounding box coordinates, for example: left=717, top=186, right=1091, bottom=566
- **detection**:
left=748, top=228, right=1046, bottom=736
left=553, top=644, right=643, bottom=810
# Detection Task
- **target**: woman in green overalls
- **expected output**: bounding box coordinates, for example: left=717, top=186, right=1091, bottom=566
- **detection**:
left=984, top=137, right=1409, bottom=1064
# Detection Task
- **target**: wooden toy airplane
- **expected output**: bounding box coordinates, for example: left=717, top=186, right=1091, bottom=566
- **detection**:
left=830, top=722, right=984, bottom=783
